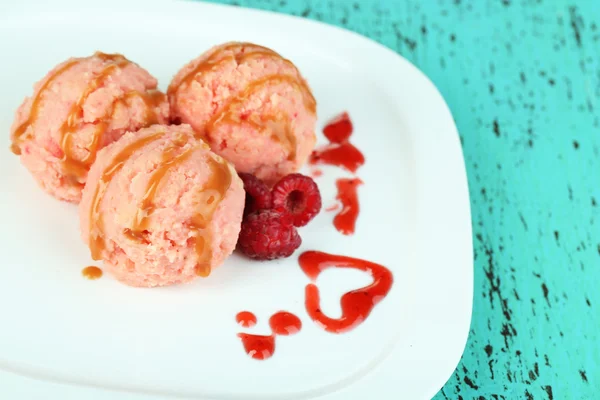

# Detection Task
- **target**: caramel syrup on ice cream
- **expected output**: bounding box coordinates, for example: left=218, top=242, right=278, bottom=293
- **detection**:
left=89, top=132, right=166, bottom=259
left=11, top=59, right=80, bottom=154
left=124, top=136, right=195, bottom=244
left=11, top=52, right=164, bottom=185
left=58, top=54, right=131, bottom=182
left=168, top=42, right=316, bottom=161
left=190, top=157, right=232, bottom=277
left=88, top=131, right=233, bottom=279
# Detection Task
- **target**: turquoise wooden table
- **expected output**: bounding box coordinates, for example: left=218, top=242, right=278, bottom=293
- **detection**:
left=206, top=0, right=599, bottom=398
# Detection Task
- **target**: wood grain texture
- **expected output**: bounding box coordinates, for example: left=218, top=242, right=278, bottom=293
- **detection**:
left=206, top=0, right=600, bottom=398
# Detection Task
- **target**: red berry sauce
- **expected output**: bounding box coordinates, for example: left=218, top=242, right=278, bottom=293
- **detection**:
left=236, top=311, right=257, bottom=328
left=269, top=311, right=302, bottom=336
left=298, top=251, right=393, bottom=334
left=236, top=310, right=302, bottom=360
left=237, top=333, right=275, bottom=360
left=309, top=112, right=365, bottom=173
left=233, top=112, right=393, bottom=360
left=322, top=111, right=353, bottom=143
left=309, top=142, right=365, bottom=173
left=333, top=178, right=363, bottom=235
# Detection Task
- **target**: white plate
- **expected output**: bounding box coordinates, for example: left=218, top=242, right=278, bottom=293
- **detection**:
left=0, top=1, right=473, bottom=399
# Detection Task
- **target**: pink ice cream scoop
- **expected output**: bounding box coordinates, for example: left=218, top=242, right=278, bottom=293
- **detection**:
left=168, top=42, right=317, bottom=185
left=79, top=124, right=244, bottom=288
left=10, top=51, right=170, bottom=203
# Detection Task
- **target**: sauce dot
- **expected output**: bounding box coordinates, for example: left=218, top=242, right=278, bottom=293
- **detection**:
left=236, top=311, right=257, bottom=328
left=238, top=333, right=275, bottom=360
left=269, top=311, right=302, bottom=336
left=82, top=266, right=102, bottom=280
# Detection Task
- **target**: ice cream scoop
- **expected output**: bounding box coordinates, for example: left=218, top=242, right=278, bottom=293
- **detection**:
left=10, top=51, right=169, bottom=203
left=79, top=124, right=244, bottom=287
left=168, top=42, right=317, bottom=185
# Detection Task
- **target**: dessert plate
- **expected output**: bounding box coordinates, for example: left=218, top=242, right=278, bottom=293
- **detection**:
left=0, top=0, right=473, bottom=399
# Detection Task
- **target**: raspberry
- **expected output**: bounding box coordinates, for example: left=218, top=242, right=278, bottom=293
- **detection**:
left=238, top=173, right=272, bottom=216
left=272, top=173, right=322, bottom=227
left=237, top=210, right=301, bottom=260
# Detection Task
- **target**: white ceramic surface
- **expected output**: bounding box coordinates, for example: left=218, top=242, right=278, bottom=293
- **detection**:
left=0, top=1, right=473, bottom=399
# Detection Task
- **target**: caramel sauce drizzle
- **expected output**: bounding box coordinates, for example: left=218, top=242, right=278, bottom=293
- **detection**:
left=231, top=53, right=316, bottom=114
left=11, top=59, right=81, bottom=155
left=166, top=43, right=276, bottom=97
left=82, top=266, right=103, bottom=280
left=135, top=90, right=166, bottom=125
left=190, top=157, right=232, bottom=277
left=88, top=131, right=233, bottom=278
left=88, top=132, right=166, bottom=260
left=11, top=52, right=165, bottom=185
left=123, top=135, right=194, bottom=243
left=168, top=43, right=316, bottom=160
left=60, top=56, right=130, bottom=181
left=207, top=75, right=316, bottom=160
left=111, top=90, right=165, bottom=124
left=125, top=139, right=232, bottom=278
left=66, top=89, right=166, bottom=185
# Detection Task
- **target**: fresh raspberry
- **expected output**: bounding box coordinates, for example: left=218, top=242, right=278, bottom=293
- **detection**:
left=237, top=210, right=301, bottom=260
left=272, top=173, right=322, bottom=227
left=238, top=173, right=272, bottom=216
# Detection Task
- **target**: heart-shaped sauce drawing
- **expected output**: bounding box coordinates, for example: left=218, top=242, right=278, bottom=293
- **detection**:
left=298, top=251, right=393, bottom=334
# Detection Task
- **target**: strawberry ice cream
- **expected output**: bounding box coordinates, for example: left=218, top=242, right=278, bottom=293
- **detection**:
left=10, top=51, right=169, bottom=203
left=168, top=42, right=317, bottom=184
left=79, top=124, right=244, bottom=287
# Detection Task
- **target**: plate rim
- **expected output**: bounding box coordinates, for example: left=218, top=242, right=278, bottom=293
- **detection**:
left=0, top=0, right=473, bottom=399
